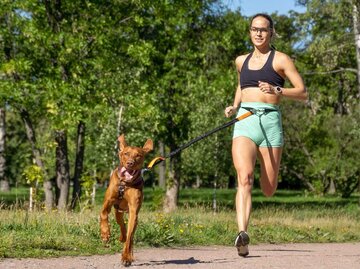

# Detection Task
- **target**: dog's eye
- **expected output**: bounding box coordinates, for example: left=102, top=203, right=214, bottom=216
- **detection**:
left=124, top=152, right=130, bottom=156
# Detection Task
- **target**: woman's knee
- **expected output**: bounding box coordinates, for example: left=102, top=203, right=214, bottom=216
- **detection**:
left=237, top=172, right=254, bottom=191
left=262, top=187, right=276, bottom=197
left=260, top=179, right=277, bottom=197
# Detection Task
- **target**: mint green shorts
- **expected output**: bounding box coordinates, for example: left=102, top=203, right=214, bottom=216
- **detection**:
left=233, top=102, right=283, bottom=147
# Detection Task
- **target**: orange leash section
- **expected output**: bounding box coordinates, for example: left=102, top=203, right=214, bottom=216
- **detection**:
left=236, top=111, right=252, bottom=121
left=147, top=156, right=166, bottom=169
left=146, top=110, right=253, bottom=170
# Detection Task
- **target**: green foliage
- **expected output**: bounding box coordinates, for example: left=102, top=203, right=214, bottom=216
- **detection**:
left=146, top=187, right=166, bottom=211
left=21, top=164, right=44, bottom=208
left=79, top=174, right=96, bottom=210
left=22, top=165, right=44, bottom=185
left=0, top=0, right=359, bottom=203
left=279, top=0, right=360, bottom=197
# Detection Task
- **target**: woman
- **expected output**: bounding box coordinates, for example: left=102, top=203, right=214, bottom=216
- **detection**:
left=224, top=13, right=307, bottom=257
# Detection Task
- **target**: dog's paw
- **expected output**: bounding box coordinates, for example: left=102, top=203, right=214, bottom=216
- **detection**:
left=101, top=232, right=110, bottom=245
left=122, top=253, right=134, bottom=267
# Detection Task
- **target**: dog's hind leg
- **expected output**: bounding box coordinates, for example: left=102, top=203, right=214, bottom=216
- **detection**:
left=115, top=210, right=127, bottom=242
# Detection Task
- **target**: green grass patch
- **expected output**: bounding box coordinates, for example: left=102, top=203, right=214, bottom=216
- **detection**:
left=0, top=187, right=359, bottom=258
left=0, top=187, right=29, bottom=208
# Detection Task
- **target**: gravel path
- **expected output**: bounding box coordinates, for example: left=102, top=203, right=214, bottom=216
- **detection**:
left=1, top=243, right=359, bottom=269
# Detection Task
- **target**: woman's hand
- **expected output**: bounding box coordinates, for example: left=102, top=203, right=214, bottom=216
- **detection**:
left=224, top=106, right=238, bottom=118
left=258, top=81, right=275, bottom=94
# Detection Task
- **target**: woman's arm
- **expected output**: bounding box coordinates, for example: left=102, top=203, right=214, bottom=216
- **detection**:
left=277, top=53, right=308, bottom=101
left=258, top=52, right=308, bottom=101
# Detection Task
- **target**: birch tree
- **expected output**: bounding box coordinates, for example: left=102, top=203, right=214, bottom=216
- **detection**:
left=352, top=0, right=360, bottom=96
left=0, top=107, right=9, bottom=192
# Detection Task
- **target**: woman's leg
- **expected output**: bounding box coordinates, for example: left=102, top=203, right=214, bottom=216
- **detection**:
left=257, top=147, right=283, bottom=197
left=232, top=136, right=257, bottom=232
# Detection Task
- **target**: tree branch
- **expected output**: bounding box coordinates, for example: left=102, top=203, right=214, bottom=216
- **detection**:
left=304, top=68, right=357, bottom=75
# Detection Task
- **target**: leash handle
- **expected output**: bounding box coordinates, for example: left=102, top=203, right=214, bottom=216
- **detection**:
left=236, top=110, right=253, bottom=121
left=146, top=110, right=253, bottom=170
left=147, top=156, right=166, bottom=169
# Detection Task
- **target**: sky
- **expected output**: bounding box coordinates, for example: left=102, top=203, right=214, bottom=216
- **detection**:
left=223, top=0, right=306, bottom=16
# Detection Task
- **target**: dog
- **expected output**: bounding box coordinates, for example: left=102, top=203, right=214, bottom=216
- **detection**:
left=100, top=134, right=153, bottom=266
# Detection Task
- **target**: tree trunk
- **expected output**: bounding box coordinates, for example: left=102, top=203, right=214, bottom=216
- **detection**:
left=0, top=107, right=9, bottom=192
left=113, top=105, right=124, bottom=167
left=71, top=121, right=86, bottom=210
left=336, top=76, right=346, bottom=115
left=55, top=130, right=70, bottom=211
left=20, top=108, right=53, bottom=209
left=43, top=0, right=69, bottom=210
left=327, top=179, right=336, bottom=194
left=1, top=9, right=11, bottom=192
left=353, top=1, right=360, bottom=97
left=158, top=141, right=166, bottom=188
left=352, top=1, right=360, bottom=204
left=163, top=154, right=181, bottom=213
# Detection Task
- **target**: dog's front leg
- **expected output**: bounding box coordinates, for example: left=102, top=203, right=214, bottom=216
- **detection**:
left=121, top=189, right=143, bottom=266
left=100, top=199, right=114, bottom=244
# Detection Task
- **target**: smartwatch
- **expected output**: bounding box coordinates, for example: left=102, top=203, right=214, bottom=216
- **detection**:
left=274, top=86, right=283, bottom=95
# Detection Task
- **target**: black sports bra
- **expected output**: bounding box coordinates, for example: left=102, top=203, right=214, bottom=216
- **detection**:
left=239, top=50, right=285, bottom=90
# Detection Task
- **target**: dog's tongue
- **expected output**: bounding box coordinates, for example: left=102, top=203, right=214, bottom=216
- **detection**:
left=120, top=167, right=140, bottom=182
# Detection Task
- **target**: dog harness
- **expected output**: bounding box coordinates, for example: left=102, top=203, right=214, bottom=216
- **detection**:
left=116, top=166, right=144, bottom=201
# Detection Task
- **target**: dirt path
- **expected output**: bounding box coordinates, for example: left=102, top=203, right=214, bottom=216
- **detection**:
left=1, top=243, right=359, bottom=269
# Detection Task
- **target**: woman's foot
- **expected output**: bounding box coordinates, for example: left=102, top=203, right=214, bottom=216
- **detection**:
left=234, top=231, right=250, bottom=257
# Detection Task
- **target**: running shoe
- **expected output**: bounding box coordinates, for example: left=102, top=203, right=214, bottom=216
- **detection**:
left=234, top=231, right=250, bottom=257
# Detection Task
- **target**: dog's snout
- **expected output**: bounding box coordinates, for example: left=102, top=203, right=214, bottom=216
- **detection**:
left=126, top=159, right=135, bottom=166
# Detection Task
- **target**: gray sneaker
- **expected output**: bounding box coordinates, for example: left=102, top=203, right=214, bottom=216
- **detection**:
left=234, top=231, right=250, bottom=257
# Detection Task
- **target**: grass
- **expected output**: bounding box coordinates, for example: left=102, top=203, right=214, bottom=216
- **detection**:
left=0, top=187, right=360, bottom=258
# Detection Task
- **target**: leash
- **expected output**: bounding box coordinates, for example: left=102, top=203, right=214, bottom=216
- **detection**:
left=145, top=110, right=255, bottom=171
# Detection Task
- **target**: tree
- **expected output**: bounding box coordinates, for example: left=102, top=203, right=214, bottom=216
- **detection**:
left=288, top=0, right=360, bottom=196
left=71, top=121, right=85, bottom=210
left=141, top=1, right=233, bottom=212
left=351, top=0, right=360, bottom=96
left=0, top=106, right=9, bottom=192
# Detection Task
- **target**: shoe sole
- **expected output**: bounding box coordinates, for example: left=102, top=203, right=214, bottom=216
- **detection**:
left=235, top=232, right=250, bottom=257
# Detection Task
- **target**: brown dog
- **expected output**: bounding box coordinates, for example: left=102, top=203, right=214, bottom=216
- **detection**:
left=100, top=134, right=153, bottom=266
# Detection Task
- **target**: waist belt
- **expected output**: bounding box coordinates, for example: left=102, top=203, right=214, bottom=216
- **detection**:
left=242, top=106, right=278, bottom=115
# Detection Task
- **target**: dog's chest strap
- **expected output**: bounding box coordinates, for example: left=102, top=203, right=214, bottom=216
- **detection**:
left=118, top=183, right=126, bottom=200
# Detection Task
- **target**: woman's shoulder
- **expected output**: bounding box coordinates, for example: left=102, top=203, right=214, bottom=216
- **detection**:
left=235, top=53, right=251, bottom=70
left=274, top=50, right=293, bottom=62
left=235, top=53, right=251, bottom=63
left=273, top=50, right=294, bottom=69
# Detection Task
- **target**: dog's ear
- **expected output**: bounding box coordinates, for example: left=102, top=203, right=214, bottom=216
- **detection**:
left=118, top=134, right=127, bottom=152
left=143, top=139, right=153, bottom=153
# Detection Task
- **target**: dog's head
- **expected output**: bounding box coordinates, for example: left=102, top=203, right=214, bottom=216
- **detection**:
left=118, top=134, right=153, bottom=171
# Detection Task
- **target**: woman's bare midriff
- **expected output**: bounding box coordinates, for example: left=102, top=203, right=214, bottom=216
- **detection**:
left=240, top=87, right=280, bottom=104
